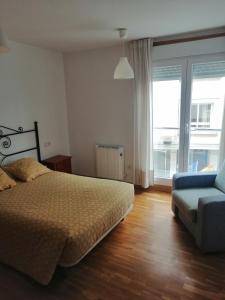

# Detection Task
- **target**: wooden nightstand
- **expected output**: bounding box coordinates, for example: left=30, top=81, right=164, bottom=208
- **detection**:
left=42, top=155, right=72, bottom=174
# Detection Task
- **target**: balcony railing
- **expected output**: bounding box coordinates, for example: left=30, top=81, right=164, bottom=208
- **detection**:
left=153, top=126, right=221, bottom=179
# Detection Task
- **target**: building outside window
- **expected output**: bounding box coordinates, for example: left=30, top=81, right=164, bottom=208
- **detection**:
left=191, top=103, right=212, bottom=128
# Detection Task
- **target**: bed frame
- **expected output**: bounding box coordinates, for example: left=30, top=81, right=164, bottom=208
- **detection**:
left=0, top=121, right=41, bottom=165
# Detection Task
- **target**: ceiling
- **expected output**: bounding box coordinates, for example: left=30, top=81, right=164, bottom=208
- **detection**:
left=0, top=0, right=225, bottom=53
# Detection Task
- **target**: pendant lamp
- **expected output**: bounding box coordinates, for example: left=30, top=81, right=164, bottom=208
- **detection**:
left=0, top=27, right=10, bottom=53
left=114, top=28, right=134, bottom=79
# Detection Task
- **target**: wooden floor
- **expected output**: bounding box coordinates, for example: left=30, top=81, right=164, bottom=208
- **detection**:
left=1, top=191, right=225, bottom=300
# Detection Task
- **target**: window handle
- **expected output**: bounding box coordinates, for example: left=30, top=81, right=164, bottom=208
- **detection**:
left=185, top=123, right=190, bottom=135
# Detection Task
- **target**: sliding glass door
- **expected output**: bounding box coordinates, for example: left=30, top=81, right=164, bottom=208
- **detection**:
left=152, top=61, right=184, bottom=182
left=187, top=60, right=225, bottom=172
left=153, top=55, right=225, bottom=185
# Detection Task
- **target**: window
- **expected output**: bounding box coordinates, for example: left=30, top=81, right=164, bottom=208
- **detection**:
left=154, top=149, right=178, bottom=179
left=153, top=64, right=182, bottom=180
left=188, top=150, right=209, bottom=171
left=153, top=56, right=225, bottom=184
left=191, top=103, right=212, bottom=128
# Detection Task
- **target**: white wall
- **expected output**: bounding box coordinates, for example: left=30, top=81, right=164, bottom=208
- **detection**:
left=64, top=37, right=225, bottom=183
left=0, top=41, right=70, bottom=161
left=64, top=46, right=133, bottom=181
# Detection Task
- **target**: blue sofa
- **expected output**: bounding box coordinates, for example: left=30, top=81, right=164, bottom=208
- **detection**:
left=172, top=171, right=225, bottom=252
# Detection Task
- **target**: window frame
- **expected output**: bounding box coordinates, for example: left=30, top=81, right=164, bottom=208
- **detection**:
left=152, top=53, right=225, bottom=186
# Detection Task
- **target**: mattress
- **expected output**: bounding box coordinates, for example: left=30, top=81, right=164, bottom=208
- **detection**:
left=0, top=171, right=134, bottom=284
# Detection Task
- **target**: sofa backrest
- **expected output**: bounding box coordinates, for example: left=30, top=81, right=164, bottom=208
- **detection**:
left=214, top=160, right=225, bottom=193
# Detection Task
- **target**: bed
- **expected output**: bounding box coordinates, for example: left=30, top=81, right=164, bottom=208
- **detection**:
left=0, top=122, right=134, bottom=284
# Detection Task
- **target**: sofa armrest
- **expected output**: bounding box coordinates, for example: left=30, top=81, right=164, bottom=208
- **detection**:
left=196, top=195, right=225, bottom=252
left=172, top=172, right=217, bottom=190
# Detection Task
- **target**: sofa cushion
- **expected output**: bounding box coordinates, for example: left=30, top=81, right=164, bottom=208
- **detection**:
left=172, top=188, right=224, bottom=223
left=215, top=160, right=225, bottom=193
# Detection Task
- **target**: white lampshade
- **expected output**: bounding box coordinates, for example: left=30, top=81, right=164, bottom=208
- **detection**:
left=0, top=28, right=10, bottom=53
left=114, top=57, right=134, bottom=79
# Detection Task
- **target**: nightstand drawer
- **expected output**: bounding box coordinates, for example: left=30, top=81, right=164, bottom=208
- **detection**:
left=42, top=155, right=72, bottom=174
left=55, top=159, right=72, bottom=173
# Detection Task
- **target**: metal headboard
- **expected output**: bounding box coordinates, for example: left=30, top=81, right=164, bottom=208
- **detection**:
left=0, top=121, right=41, bottom=165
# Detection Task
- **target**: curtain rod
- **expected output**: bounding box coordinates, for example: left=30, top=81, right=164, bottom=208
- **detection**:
left=153, top=31, right=225, bottom=47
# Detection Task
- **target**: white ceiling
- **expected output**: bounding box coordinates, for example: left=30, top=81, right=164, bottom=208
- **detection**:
left=0, top=0, right=225, bottom=53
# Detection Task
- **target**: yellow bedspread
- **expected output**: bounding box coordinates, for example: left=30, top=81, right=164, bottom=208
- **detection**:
left=0, top=172, right=134, bottom=284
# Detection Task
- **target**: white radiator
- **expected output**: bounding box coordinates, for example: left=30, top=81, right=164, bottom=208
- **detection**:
left=96, top=145, right=124, bottom=180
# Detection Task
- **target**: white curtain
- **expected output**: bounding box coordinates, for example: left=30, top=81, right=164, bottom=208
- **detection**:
left=219, top=97, right=225, bottom=166
left=129, top=39, right=154, bottom=188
